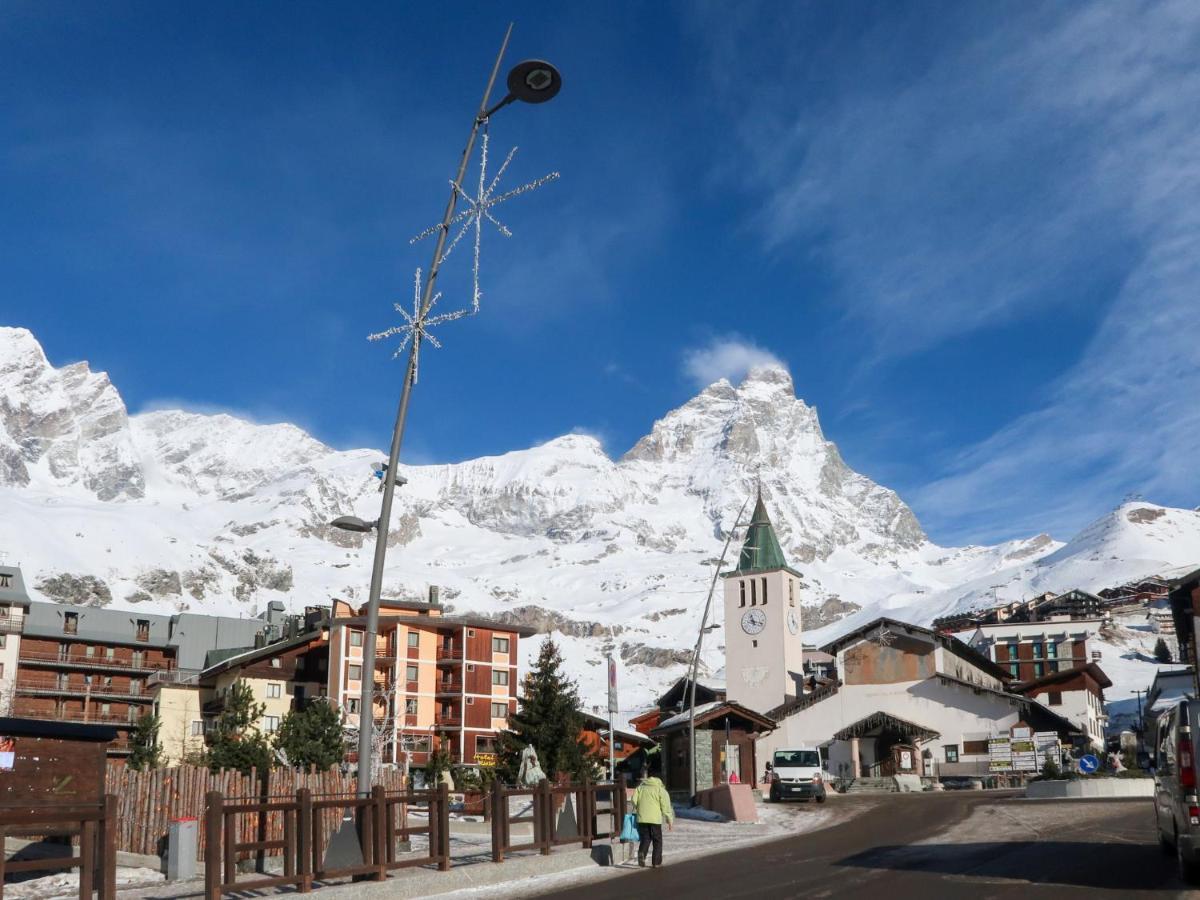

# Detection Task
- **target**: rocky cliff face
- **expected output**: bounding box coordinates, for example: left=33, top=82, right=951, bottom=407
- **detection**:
left=2, top=326, right=1195, bottom=710
left=0, top=327, right=143, bottom=500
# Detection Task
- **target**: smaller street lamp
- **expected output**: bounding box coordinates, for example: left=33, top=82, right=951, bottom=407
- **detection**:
left=331, top=516, right=378, bottom=534
left=481, top=59, right=563, bottom=118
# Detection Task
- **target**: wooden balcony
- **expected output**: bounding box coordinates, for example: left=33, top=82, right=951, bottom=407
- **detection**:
left=17, top=650, right=170, bottom=675
left=435, top=646, right=463, bottom=663
left=435, top=681, right=463, bottom=696
left=15, top=677, right=153, bottom=702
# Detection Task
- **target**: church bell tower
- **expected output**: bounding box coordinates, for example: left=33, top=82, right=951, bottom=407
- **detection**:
left=722, top=491, right=805, bottom=715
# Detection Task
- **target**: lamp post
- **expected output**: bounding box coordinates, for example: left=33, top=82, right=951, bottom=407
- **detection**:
left=687, top=496, right=750, bottom=800
left=332, top=25, right=561, bottom=798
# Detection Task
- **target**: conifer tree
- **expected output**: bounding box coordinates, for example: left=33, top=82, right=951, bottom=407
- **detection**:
left=1154, top=637, right=1173, bottom=663
left=208, top=681, right=274, bottom=774
left=274, top=699, right=346, bottom=771
left=128, top=712, right=164, bottom=771
left=497, top=637, right=599, bottom=782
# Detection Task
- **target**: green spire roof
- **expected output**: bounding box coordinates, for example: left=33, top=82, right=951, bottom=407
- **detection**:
left=734, top=491, right=789, bottom=574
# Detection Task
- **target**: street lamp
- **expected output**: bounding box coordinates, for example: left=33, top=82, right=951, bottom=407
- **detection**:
left=687, top=496, right=751, bottom=800
left=331, top=516, right=377, bottom=534
left=347, top=25, right=560, bottom=800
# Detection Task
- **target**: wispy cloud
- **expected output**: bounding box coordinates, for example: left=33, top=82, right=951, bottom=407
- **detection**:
left=682, top=335, right=784, bottom=388
left=697, top=2, right=1200, bottom=542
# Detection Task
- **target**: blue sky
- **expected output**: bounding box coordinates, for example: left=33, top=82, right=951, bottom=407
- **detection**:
left=2, top=1, right=1198, bottom=546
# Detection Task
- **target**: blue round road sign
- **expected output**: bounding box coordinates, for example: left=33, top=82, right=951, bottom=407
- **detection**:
left=1078, top=754, right=1099, bottom=774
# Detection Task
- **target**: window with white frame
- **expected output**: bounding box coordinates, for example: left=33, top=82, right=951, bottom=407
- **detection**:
left=264, top=716, right=279, bottom=733
left=492, top=670, right=509, bottom=686
left=491, top=702, right=508, bottom=719
left=405, top=699, right=418, bottom=715
left=348, top=664, right=362, bottom=681
left=406, top=664, right=419, bottom=681
left=492, top=636, right=510, bottom=654
left=407, top=631, right=419, bottom=647
left=191, top=720, right=204, bottom=736
left=267, top=683, right=282, bottom=699
left=350, top=630, right=363, bottom=647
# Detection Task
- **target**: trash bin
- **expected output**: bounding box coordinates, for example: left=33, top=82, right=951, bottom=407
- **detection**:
left=167, top=818, right=198, bottom=881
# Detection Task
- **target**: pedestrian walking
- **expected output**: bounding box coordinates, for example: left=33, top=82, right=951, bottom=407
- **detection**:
left=632, top=768, right=674, bottom=868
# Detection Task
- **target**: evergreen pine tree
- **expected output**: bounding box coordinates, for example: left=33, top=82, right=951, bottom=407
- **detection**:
left=497, top=637, right=599, bottom=782
left=274, top=699, right=346, bottom=771
left=128, top=712, right=164, bottom=771
left=1154, top=637, right=1172, bottom=663
left=208, top=681, right=274, bottom=774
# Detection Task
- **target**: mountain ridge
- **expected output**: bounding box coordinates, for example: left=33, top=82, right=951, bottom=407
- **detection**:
left=2, top=325, right=1197, bottom=710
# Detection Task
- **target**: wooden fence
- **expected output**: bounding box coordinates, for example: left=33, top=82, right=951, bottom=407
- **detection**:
left=105, top=765, right=408, bottom=859
left=0, top=797, right=117, bottom=900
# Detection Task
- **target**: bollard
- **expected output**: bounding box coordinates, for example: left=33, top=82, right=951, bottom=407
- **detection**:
left=167, top=818, right=199, bottom=882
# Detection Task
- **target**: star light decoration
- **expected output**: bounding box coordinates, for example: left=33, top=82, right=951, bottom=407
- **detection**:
left=411, top=129, right=560, bottom=313
left=368, top=127, right=559, bottom=380
left=367, top=268, right=467, bottom=382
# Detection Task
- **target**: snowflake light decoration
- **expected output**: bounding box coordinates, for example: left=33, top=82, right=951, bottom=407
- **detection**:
left=410, top=127, right=559, bottom=313
left=367, top=268, right=468, bottom=382
left=871, top=625, right=897, bottom=648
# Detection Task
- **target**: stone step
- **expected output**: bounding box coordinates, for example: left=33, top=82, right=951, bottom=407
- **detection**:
left=843, top=777, right=899, bottom=794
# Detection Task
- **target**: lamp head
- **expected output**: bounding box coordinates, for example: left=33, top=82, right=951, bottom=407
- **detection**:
left=506, top=60, right=562, bottom=104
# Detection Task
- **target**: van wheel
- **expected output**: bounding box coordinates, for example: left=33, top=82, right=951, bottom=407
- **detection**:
left=769, top=784, right=781, bottom=803
left=815, top=793, right=826, bottom=804
left=1178, top=829, right=1200, bottom=884
left=1161, top=826, right=1175, bottom=856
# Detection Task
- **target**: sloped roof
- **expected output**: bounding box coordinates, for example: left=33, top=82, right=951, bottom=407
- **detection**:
left=731, top=493, right=795, bottom=575
left=1011, top=662, right=1113, bottom=692
left=651, top=700, right=776, bottom=735
left=822, top=616, right=1010, bottom=682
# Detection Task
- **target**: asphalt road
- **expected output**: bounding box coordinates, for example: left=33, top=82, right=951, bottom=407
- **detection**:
left=530, top=792, right=1190, bottom=899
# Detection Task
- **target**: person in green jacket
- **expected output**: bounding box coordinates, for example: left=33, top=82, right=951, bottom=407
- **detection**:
left=631, top=769, right=674, bottom=868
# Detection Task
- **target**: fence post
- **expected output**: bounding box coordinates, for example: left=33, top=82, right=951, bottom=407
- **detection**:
left=581, top=777, right=593, bottom=849
left=204, top=792, right=223, bottom=900
left=538, top=780, right=551, bottom=856
left=490, top=780, right=504, bottom=863
left=371, top=785, right=387, bottom=879
left=222, top=792, right=236, bottom=889
left=297, top=788, right=313, bottom=893
left=79, top=817, right=95, bottom=900
left=616, top=774, right=627, bottom=825
left=436, top=782, right=450, bottom=871
left=101, top=794, right=117, bottom=900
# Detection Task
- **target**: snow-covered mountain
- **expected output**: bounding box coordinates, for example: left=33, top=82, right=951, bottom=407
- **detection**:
left=2, top=326, right=1197, bottom=715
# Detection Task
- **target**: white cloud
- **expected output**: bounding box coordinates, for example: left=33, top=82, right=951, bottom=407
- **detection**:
left=697, top=2, right=1200, bottom=542
left=682, top=336, right=784, bottom=387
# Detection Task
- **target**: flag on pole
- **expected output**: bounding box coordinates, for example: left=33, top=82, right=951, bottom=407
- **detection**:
left=607, top=654, right=618, bottom=714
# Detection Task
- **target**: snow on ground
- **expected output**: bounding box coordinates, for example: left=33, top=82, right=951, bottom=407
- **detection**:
left=3, top=867, right=163, bottom=899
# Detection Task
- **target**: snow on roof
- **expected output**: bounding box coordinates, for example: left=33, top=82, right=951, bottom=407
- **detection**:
left=656, top=700, right=725, bottom=731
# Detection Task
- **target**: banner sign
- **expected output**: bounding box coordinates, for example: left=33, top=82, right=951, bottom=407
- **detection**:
left=607, top=654, right=618, bottom=715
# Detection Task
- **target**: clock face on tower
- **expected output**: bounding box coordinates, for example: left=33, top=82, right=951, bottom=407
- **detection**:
left=787, top=609, right=799, bottom=635
left=741, top=609, right=767, bottom=635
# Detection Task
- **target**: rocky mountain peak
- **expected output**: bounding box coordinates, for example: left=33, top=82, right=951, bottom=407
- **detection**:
left=0, top=327, right=143, bottom=500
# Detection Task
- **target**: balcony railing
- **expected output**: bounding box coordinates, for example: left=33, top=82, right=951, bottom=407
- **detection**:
left=436, top=646, right=462, bottom=662
left=15, top=679, right=153, bottom=701
left=435, top=717, right=462, bottom=728
left=0, top=617, right=23, bottom=634
left=147, top=669, right=201, bottom=687
left=435, top=681, right=463, bottom=695
left=17, top=650, right=170, bottom=674
left=12, top=707, right=139, bottom=727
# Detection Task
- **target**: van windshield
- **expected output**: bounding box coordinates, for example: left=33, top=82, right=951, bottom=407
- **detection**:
left=774, top=750, right=820, bottom=768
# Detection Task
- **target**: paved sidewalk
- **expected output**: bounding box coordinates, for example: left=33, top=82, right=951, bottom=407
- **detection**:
left=7, top=798, right=853, bottom=900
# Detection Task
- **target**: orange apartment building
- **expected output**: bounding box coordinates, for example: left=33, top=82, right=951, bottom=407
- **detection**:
left=327, top=599, right=534, bottom=768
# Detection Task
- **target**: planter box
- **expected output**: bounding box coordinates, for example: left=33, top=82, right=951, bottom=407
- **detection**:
left=1025, top=778, right=1154, bottom=799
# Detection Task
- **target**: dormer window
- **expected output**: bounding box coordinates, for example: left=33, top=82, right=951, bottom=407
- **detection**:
left=135, top=619, right=150, bottom=642
left=0, top=574, right=10, bottom=588
left=64, top=612, right=78, bottom=635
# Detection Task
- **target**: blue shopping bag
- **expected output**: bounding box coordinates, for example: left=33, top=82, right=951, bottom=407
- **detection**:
left=619, top=812, right=638, bottom=842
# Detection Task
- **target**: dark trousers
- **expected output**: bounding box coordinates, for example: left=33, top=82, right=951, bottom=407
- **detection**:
left=637, top=823, right=663, bottom=866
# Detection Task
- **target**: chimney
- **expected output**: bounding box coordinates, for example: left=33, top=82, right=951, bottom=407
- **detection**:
left=428, top=585, right=440, bottom=606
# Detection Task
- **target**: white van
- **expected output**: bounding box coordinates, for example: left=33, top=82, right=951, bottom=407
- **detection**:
left=1154, top=698, right=1200, bottom=883
left=766, top=747, right=827, bottom=803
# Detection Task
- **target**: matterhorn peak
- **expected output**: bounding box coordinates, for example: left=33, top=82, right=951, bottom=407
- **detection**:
left=738, top=363, right=795, bottom=393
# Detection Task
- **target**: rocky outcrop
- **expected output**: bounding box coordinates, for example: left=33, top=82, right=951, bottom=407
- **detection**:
left=36, top=573, right=113, bottom=607
left=136, top=569, right=182, bottom=597
left=479, top=605, right=624, bottom=639
left=619, top=642, right=693, bottom=668
left=803, top=596, right=862, bottom=630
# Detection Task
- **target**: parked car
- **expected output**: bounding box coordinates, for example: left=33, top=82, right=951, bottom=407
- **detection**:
left=765, top=748, right=827, bottom=803
left=1153, top=698, right=1200, bottom=883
